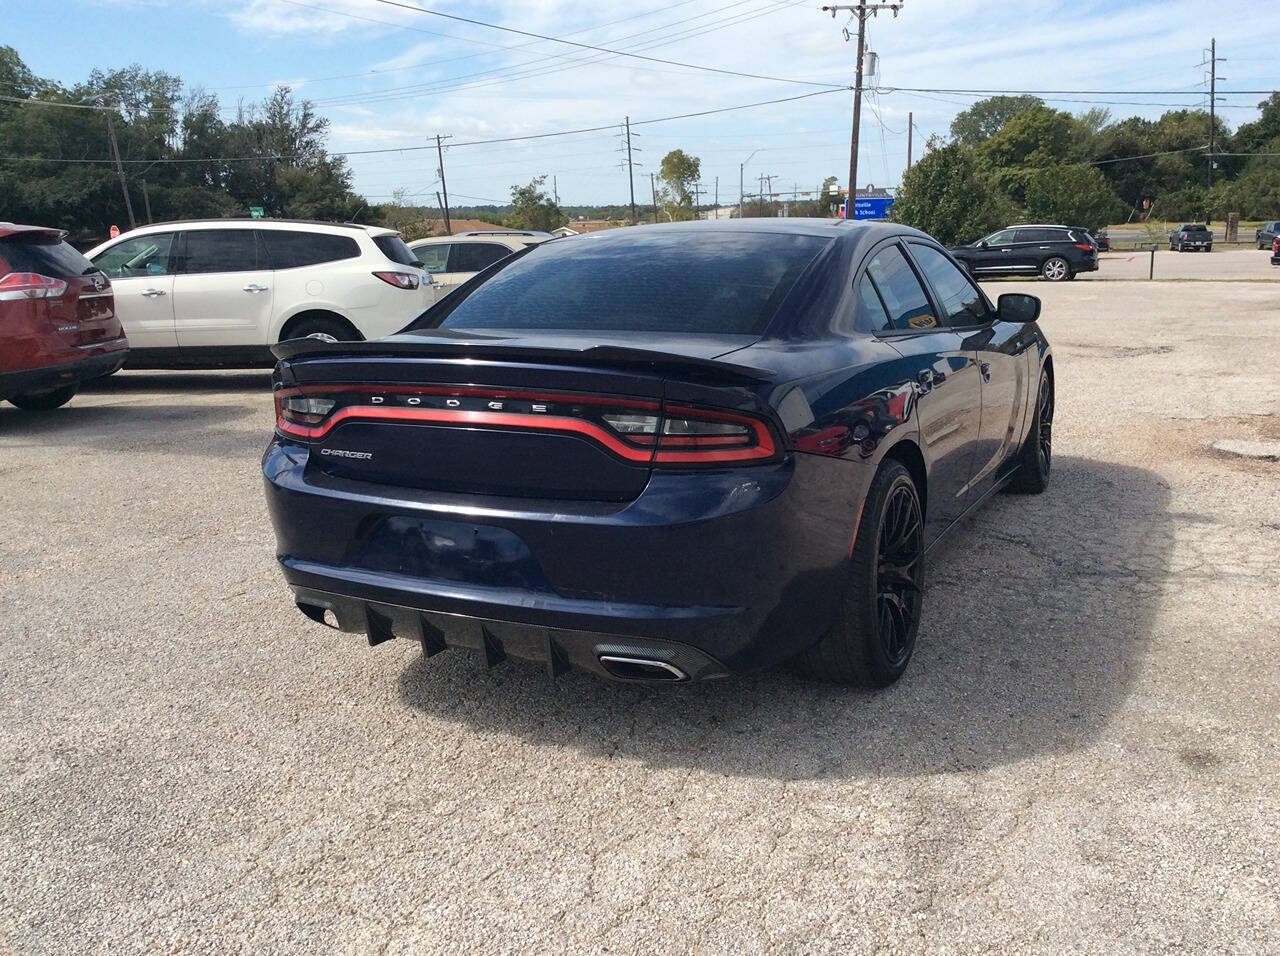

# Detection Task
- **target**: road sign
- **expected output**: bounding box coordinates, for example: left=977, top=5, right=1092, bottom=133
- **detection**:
left=249, top=207, right=265, bottom=219
left=853, top=197, right=894, bottom=220
left=109, top=225, right=120, bottom=239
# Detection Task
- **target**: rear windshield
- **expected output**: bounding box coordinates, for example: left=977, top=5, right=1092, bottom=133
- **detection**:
left=425, top=231, right=829, bottom=335
left=1181, top=224, right=1209, bottom=232
left=373, top=234, right=419, bottom=266
left=0, top=235, right=98, bottom=277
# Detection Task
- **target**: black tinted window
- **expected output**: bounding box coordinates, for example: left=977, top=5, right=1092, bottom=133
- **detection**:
left=427, top=232, right=828, bottom=336
left=373, top=235, right=418, bottom=265
left=856, top=274, right=892, bottom=332
left=180, top=230, right=261, bottom=274
left=448, top=242, right=512, bottom=273
left=1016, top=228, right=1064, bottom=243
left=263, top=231, right=359, bottom=269
left=865, top=245, right=937, bottom=331
left=910, top=244, right=991, bottom=327
left=1, top=236, right=97, bottom=278
left=92, top=233, right=174, bottom=278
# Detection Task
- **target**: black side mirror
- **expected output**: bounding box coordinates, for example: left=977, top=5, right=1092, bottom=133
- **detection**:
left=998, top=292, right=1041, bottom=324
left=977, top=241, right=988, bottom=249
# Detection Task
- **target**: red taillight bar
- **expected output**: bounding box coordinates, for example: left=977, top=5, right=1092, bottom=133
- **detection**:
left=274, top=387, right=778, bottom=465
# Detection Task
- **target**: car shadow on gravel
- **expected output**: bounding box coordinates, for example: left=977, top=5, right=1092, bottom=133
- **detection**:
left=0, top=400, right=257, bottom=458
left=396, top=455, right=1171, bottom=779
left=80, top=370, right=272, bottom=393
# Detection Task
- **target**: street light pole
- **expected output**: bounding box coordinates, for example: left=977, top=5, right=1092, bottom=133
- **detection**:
left=739, top=148, right=761, bottom=219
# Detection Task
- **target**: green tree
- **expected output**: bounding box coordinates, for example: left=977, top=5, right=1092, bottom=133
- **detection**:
left=505, top=175, right=565, bottom=231
left=1023, top=165, right=1126, bottom=233
left=979, top=105, right=1075, bottom=204
left=891, top=139, right=1019, bottom=245
left=657, top=148, right=701, bottom=220
left=949, top=95, right=1043, bottom=145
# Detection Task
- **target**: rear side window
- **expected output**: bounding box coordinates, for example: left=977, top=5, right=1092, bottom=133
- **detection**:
left=856, top=275, right=893, bottom=332
left=92, top=233, right=174, bottom=278
left=448, top=242, right=512, bottom=273
left=179, top=230, right=262, bottom=274
left=263, top=231, right=360, bottom=269
left=864, top=245, right=937, bottom=331
left=1016, top=228, right=1063, bottom=243
left=1, top=236, right=97, bottom=278
left=373, top=235, right=419, bottom=266
left=413, top=244, right=450, bottom=274
left=428, top=232, right=829, bottom=336
left=909, top=244, right=991, bottom=327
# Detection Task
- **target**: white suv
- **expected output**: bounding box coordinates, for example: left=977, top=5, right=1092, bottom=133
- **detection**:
left=408, top=231, right=550, bottom=300
left=85, top=219, right=431, bottom=366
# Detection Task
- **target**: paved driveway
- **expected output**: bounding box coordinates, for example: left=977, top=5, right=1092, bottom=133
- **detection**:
left=1, top=280, right=1277, bottom=953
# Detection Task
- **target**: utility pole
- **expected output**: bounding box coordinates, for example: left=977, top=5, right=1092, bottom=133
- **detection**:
left=625, top=116, right=637, bottom=223
left=906, top=111, right=913, bottom=173
left=1200, top=38, right=1224, bottom=196
left=553, top=175, right=559, bottom=207
left=714, top=176, right=718, bottom=216
left=739, top=148, right=761, bottom=219
left=140, top=179, right=153, bottom=224
left=821, top=2, right=904, bottom=211
left=435, top=134, right=453, bottom=235
left=103, top=108, right=137, bottom=231
left=650, top=172, right=659, bottom=224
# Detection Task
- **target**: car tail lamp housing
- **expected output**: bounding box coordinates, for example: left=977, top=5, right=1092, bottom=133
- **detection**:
left=372, top=271, right=420, bottom=290
left=1074, top=243, right=1093, bottom=252
left=274, top=385, right=779, bottom=466
left=0, top=272, right=68, bottom=301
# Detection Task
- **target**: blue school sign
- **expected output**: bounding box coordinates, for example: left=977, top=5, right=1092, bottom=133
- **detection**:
left=853, top=197, right=894, bottom=220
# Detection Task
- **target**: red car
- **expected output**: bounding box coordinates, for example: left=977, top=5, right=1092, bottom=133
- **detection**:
left=0, top=224, right=128, bottom=410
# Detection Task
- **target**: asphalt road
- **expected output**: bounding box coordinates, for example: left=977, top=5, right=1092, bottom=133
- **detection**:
left=2, top=279, right=1278, bottom=953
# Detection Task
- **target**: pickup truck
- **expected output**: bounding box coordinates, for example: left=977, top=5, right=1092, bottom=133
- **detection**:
left=1256, top=221, right=1280, bottom=250
left=1169, top=224, right=1213, bottom=252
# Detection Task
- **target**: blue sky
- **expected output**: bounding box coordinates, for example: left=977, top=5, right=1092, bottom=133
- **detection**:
left=8, top=0, right=1279, bottom=207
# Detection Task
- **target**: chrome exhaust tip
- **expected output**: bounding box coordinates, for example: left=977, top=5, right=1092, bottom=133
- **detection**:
left=597, top=655, right=689, bottom=682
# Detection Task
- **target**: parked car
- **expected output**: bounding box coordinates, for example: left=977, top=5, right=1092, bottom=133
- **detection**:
left=1271, top=236, right=1280, bottom=266
left=0, top=223, right=128, bottom=410
left=1094, top=232, right=1111, bottom=252
left=85, top=219, right=430, bottom=367
left=948, top=225, right=1097, bottom=281
left=408, top=232, right=549, bottom=300
left=1169, top=223, right=1213, bottom=251
left=263, top=220, right=1054, bottom=688
left=1255, top=221, right=1280, bottom=250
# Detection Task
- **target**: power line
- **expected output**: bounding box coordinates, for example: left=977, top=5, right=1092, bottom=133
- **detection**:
left=361, top=0, right=844, bottom=89
left=874, top=85, right=1276, bottom=95
left=0, top=88, right=848, bottom=165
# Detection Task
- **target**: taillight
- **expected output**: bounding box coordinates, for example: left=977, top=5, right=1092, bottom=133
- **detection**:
left=1274, top=238, right=1279, bottom=253
left=372, top=271, right=420, bottom=290
left=1074, top=243, right=1093, bottom=252
left=0, top=272, right=68, bottom=301
left=274, top=386, right=779, bottom=466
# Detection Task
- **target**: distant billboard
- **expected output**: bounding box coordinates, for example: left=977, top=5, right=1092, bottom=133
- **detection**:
left=853, top=197, right=894, bottom=220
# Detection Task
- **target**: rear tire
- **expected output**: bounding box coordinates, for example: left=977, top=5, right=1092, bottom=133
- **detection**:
left=8, top=385, right=78, bottom=410
left=282, top=315, right=360, bottom=344
left=795, top=460, right=924, bottom=688
left=1041, top=256, right=1070, bottom=281
left=1007, top=368, right=1053, bottom=494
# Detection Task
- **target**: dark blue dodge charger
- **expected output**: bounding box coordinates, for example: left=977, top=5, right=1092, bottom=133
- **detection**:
left=263, top=219, right=1053, bottom=687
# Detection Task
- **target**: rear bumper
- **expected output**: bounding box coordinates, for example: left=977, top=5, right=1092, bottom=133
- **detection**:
left=263, top=440, right=869, bottom=679
left=1270, top=254, right=1280, bottom=266
left=0, top=341, right=128, bottom=398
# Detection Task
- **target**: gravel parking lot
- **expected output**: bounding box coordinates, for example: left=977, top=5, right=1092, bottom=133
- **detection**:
left=2, top=278, right=1278, bottom=953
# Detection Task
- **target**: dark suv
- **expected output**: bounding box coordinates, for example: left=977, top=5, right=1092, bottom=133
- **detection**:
left=1255, top=221, right=1280, bottom=250
left=948, top=225, right=1097, bottom=281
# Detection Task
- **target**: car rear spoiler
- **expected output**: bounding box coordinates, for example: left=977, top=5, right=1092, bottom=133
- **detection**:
left=270, top=335, right=775, bottom=382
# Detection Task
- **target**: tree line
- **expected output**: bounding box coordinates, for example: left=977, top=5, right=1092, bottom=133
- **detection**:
left=893, top=94, right=1280, bottom=244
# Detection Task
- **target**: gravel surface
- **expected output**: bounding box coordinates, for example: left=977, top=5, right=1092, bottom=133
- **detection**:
left=2, top=280, right=1278, bottom=953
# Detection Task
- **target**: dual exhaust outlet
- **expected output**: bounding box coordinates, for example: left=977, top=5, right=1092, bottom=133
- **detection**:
left=596, top=654, right=688, bottom=682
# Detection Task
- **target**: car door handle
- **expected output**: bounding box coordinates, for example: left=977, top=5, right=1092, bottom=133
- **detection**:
left=243, top=283, right=269, bottom=293
left=141, top=288, right=166, bottom=298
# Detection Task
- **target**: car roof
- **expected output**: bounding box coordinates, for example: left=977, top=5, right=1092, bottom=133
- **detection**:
left=409, top=234, right=533, bottom=247
left=108, top=219, right=397, bottom=237
left=549, top=217, right=917, bottom=243
left=0, top=222, right=65, bottom=241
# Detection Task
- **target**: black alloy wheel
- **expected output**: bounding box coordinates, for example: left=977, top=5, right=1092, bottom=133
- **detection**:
left=795, top=460, right=925, bottom=687
left=1008, top=368, right=1053, bottom=494
left=875, top=481, right=925, bottom=668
